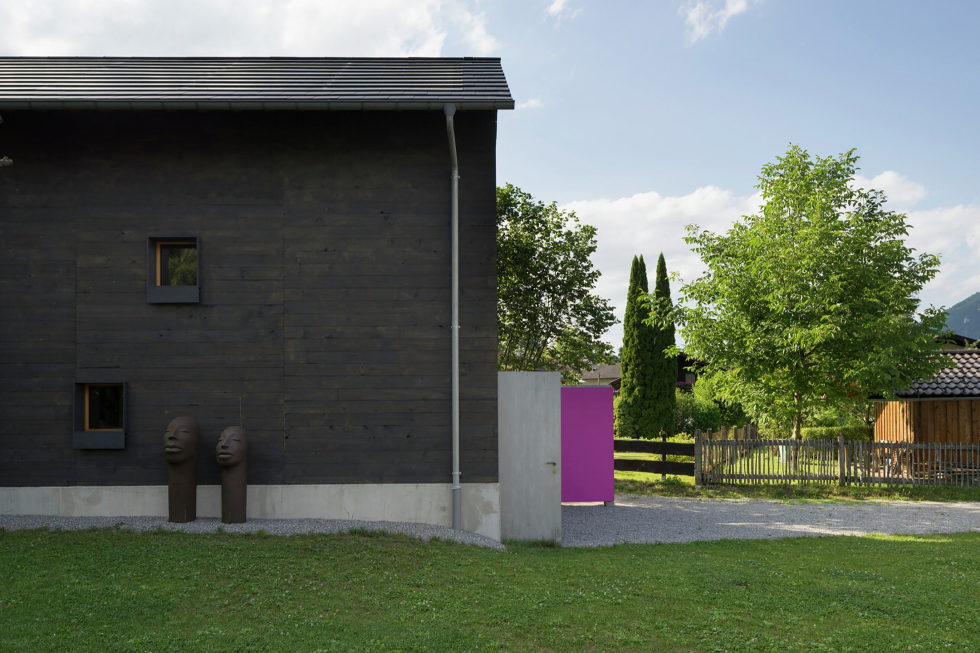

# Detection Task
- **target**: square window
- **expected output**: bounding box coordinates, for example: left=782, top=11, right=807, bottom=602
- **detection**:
left=147, top=236, right=199, bottom=303
left=73, top=382, right=126, bottom=449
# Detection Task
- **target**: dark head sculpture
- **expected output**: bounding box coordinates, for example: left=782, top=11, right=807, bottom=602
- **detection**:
left=164, top=416, right=199, bottom=464
left=216, top=425, right=247, bottom=467
left=164, top=415, right=199, bottom=523
left=216, top=425, right=248, bottom=523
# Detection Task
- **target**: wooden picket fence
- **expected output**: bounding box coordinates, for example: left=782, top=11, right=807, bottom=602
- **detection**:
left=614, top=426, right=980, bottom=487
left=697, top=431, right=980, bottom=487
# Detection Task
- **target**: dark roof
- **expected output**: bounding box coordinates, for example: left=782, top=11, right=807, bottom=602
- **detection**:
left=0, top=57, right=513, bottom=110
left=581, top=363, right=622, bottom=381
left=897, top=350, right=980, bottom=398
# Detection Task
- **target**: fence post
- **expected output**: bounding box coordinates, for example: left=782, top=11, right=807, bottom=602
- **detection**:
left=694, top=429, right=703, bottom=486
left=838, top=433, right=847, bottom=486
left=661, top=431, right=667, bottom=481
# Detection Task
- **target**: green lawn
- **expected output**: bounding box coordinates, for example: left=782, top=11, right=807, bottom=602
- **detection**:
left=2, top=529, right=978, bottom=652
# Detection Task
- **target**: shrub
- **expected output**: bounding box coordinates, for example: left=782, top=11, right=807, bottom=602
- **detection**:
left=799, top=425, right=873, bottom=442
left=692, top=375, right=748, bottom=428
left=674, top=388, right=720, bottom=436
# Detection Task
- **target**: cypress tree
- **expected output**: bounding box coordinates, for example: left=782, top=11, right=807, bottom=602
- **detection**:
left=615, top=255, right=659, bottom=438
left=650, top=253, right=677, bottom=437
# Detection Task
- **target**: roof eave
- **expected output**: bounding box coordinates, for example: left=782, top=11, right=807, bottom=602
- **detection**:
left=0, top=99, right=515, bottom=111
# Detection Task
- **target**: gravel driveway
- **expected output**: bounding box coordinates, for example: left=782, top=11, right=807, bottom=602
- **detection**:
left=4, top=497, right=978, bottom=549
left=561, top=495, right=980, bottom=547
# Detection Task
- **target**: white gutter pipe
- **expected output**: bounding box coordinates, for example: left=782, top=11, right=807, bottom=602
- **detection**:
left=444, top=103, right=462, bottom=530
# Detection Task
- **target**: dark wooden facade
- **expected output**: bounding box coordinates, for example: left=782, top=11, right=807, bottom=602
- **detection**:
left=0, top=109, right=498, bottom=487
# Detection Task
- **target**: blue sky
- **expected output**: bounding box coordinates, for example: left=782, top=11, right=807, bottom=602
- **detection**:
left=3, top=0, right=977, bottom=345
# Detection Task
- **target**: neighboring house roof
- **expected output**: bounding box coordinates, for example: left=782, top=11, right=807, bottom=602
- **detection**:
left=581, top=363, right=622, bottom=381
left=0, top=57, right=514, bottom=111
left=939, top=332, right=980, bottom=349
left=896, top=350, right=980, bottom=398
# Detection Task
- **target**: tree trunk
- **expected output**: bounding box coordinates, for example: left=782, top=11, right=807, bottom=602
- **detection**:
left=790, top=396, right=803, bottom=474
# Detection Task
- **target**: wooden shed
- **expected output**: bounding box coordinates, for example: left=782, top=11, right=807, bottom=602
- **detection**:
left=874, top=350, right=980, bottom=444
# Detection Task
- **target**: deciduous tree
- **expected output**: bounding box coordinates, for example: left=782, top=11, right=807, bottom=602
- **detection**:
left=497, top=184, right=616, bottom=382
left=668, top=146, right=947, bottom=440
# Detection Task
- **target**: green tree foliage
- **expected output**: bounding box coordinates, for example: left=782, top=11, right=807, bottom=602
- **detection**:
left=649, top=253, right=677, bottom=436
left=674, top=388, right=720, bottom=436
left=691, top=375, right=748, bottom=428
left=615, top=256, right=656, bottom=437
left=168, top=248, right=198, bottom=286
left=672, top=146, right=948, bottom=440
left=496, top=184, right=616, bottom=382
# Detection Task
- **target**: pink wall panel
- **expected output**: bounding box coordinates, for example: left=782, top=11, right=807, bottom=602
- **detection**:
left=561, top=386, right=614, bottom=502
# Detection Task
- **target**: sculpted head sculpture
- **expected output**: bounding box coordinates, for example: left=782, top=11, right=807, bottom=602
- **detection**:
left=217, top=425, right=248, bottom=523
left=216, top=425, right=247, bottom=468
left=164, top=416, right=199, bottom=464
left=164, top=415, right=199, bottom=523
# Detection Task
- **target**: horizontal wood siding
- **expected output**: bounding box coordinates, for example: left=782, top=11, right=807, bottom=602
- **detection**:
left=0, top=109, right=498, bottom=486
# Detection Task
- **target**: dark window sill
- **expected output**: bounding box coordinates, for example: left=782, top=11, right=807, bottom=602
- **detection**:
left=73, top=430, right=126, bottom=450
left=146, top=285, right=199, bottom=304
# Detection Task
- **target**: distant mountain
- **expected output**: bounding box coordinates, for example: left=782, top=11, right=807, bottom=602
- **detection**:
left=945, top=292, right=980, bottom=340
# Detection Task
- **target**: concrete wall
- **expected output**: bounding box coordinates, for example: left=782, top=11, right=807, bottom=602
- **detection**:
left=497, top=372, right=561, bottom=543
left=0, top=482, right=501, bottom=541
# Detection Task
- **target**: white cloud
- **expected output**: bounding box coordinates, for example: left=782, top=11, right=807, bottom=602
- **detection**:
left=851, top=170, right=979, bottom=311
left=564, top=186, right=760, bottom=346
left=853, top=170, right=926, bottom=208
left=517, top=98, right=543, bottom=110
left=905, top=204, right=980, bottom=311
left=0, top=0, right=500, bottom=57
left=681, top=0, right=752, bottom=43
left=546, top=0, right=581, bottom=20
left=448, top=4, right=500, bottom=55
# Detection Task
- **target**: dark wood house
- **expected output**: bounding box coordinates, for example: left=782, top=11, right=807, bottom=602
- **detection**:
left=0, top=57, right=512, bottom=539
left=875, top=350, right=980, bottom=444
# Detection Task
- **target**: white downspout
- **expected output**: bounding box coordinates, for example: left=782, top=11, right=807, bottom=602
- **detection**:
left=444, top=103, right=462, bottom=530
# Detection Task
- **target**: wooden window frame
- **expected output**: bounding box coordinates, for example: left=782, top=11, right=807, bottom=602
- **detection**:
left=147, top=236, right=200, bottom=303
left=155, top=239, right=197, bottom=287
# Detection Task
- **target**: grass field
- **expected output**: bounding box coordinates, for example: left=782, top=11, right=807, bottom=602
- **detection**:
left=1, top=528, right=978, bottom=652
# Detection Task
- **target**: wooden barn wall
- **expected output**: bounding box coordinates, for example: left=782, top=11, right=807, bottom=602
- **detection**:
left=875, top=399, right=980, bottom=444
left=913, top=399, right=980, bottom=444
left=874, top=401, right=915, bottom=443
left=0, top=109, right=498, bottom=487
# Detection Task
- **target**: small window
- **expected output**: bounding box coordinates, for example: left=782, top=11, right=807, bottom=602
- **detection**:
left=73, top=382, right=126, bottom=449
left=147, top=236, right=199, bottom=303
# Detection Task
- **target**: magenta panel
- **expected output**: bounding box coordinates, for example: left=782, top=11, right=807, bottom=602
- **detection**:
left=561, top=386, right=614, bottom=502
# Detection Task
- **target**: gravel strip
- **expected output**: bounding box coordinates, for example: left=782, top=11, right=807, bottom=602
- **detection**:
left=562, top=495, right=980, bottom=547
left=0, top=515, right=506, bottom=550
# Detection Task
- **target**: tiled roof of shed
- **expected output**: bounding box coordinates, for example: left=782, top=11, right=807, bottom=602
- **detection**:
left=897, top=350, right=980, bottom=398
left=0, top=57, right=513, bottom=110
